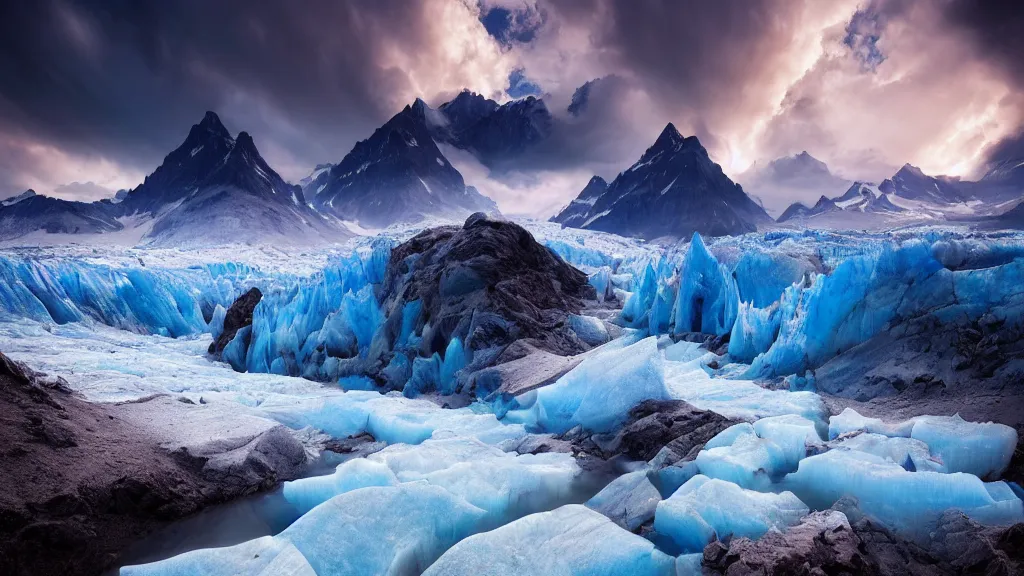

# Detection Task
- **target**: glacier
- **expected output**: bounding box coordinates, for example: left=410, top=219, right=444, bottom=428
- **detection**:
left=0, top=221, right=1022, bottom=576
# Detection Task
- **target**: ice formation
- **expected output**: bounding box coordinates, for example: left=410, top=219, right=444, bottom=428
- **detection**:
left=122, top=483, right=488, bottom=576
left=784, top=450, right=1024, bottom=540
left=505, top=337, right=668, bottom=433
left=422, top=505, right=676, bottom=576
left=1, top=222, right=1021, bottom=576
left=828, top=408, right=1017, bottom=479
left=653, top=475, right=809, bottom=553
left=283, top=436, right=581, bottom=526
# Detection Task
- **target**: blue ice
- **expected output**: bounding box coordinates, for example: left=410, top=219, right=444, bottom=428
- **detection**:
left=653, top=475, right=808, bottom=553
left=505, top=337, right=668, bottom=434
left=422, top=505, right=676, bottom=576
left=784, top=450, right=1024, bottom=540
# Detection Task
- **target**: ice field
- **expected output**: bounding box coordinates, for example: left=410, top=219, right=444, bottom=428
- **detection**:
left=0, top=220, right=1022, bottom=575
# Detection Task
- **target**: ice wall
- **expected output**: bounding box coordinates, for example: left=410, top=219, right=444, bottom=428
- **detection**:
left=0, top=255, right=267, bottom=337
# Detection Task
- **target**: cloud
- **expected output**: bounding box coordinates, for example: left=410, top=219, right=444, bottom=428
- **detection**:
left=0, top=0, right=515, bottom=193
left=53, top=181, right=118, bottom=202
left=0, top=0, right=1020, bottom=212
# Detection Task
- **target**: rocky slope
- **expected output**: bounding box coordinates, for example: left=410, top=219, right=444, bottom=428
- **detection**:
left=0, top=352, right=308, bottom=576
left=0, top=194, right=124, bottom=240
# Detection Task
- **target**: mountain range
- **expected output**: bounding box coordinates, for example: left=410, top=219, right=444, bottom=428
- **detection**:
left=777, top=162, right=1024, bottom=229
left=2, top=82, right=1023, bottom=245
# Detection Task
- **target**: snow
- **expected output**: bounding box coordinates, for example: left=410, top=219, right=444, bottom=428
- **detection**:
left=190, top=145, right=204, bottom=157
left=581, top=209, right=612, bottom=227
left=436, top=157, right=445, bottom=166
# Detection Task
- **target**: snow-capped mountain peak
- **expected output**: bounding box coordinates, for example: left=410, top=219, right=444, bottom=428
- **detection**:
left=553, top=124, right=771, bottom=239
left=1, top=189, right=37, bottom=207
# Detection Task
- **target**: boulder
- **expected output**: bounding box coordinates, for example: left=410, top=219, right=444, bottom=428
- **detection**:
left=208, top=287, right=262, bottom=356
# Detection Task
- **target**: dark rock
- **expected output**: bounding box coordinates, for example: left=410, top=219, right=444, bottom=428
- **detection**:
left=208, top=287, right=262, bottom=356
left=703, top=511, right=953, bottom=576
left=602, top=399, right=735, bottom=463
left=0, top=352, right=301, bottom=576
left=374, top=214, right=595, bottom=392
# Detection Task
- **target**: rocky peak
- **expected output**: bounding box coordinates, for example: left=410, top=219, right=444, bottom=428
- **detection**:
left=652, top=122, right=686, bottom=149
left=580, top=176, right=608, bottom=199
left=191, top=110, right=232, bottom=143
left=1, top=189, right=37, bottom=207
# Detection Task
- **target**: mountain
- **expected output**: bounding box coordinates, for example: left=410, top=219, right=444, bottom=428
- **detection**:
left=878, top=164, right=967, bottom=204
left=0, top=193, right=123, bottom=240
left=1, top=189, right=37, bottom=207
left=298, top=163, right=333, bottom=191
left=777, top=195, right=839, bottom=222
left=0, top=112, right=346, bottom=246
left=551, top=176, right=608, bottom=227
left=119, top=112, right=237, bottom=216
left=552, top=124, right=772, bottom=239
left=149, top=127, right=344, bottom=246
left=306, top=100, right=498, bottom=227
left=119, top=112, right=342, bottom=246
left=737, top=151, right=851, bottom=216
left=426, top=90, right=553, bottom=169
left=980, top=133, right=1024, bottom=186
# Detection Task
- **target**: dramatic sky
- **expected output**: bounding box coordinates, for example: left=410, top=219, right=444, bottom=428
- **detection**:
left=1, top=0, right=1021, bottom=215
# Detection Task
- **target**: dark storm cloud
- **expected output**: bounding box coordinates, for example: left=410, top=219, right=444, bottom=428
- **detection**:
left=0, top=0, right=511, bottom=195
left=940, top=0, right=1024, bottom=171
left=942, top=0, right=1024, bottom=89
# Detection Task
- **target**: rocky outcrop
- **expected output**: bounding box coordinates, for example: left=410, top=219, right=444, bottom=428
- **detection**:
left=594, top=399, right=735, bottom=463
left=702, top=508, right=1024, bottom=576
left=702, top=511, right=948, bottom=576
left=0, top=352, right=307, bottom=576
left=376, top=214, right=595, bottom=391
left=208, top=287, right=262, bottom=357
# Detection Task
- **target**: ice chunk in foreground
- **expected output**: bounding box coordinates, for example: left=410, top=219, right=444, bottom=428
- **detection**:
left=833, top=433, right=944, bottom=473
left=828, top=407, right=914, bottom=439
left=586, top=470, right=662, bottom=530
left=785, top=450, right=1024, bottom=539
left=911, top=414, right=1017, bottom=479
left=695, top=433, right=788, bottom=489
left=568, top=314, right=610, bottom=346
left=653, top=475, right=808, bottom=553
left=124, top=483, right=487, bottom=576
left=506, top=337, right=667, bottom=433
left=829, top=409, right=1017, bottom=478
left=255, top=391, right=527, bottom=446
left=751, top=414, right=823, bottom=472
left=282, top=458, right=398, bottom=514
left=283, top=436, right=581, bottom=526
left=422, top=505, right=675, bottom=576
left=663, top=360, right=827, bottom=426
